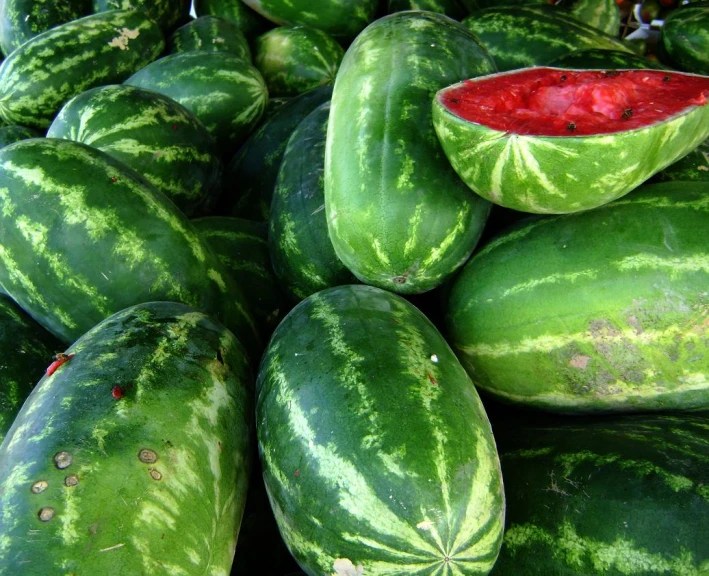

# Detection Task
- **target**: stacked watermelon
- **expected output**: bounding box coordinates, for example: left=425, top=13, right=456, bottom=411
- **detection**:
left=0, top=0, right=706, bottom=575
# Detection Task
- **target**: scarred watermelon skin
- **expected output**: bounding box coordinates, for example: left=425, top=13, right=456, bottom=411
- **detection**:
left=0, top=301, right=253, bottom=575
left=491, top=413, right=709, bottom=575
left=0, top=10, right=164, bottom=129
left=0, top=138, right=260, bottom=358
left=324, top=11, right=494, bottom=294
left=257, top=284, right=505, bottom=575
left=444, top=181, right=709, bottom=413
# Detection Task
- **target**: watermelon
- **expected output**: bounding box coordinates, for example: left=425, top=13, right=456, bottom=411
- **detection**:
left=168, top=15, right=252, bottom=59
left=219, top=85, right=333, bottom=220
left=256, top=284, right=505, bottom=575
left=193, top=0, right=274, bottom=45
left=0, top=138, right=260, bottom=358
left=659, top=3, right=709, bottom=75
left=240, top=0, right=379, bottom=43
left=0, top=0, right=92, bottom=57
left=192, top=216, right=287, bottom=338
left=253, top=25, right=344, bottom=98
left=47, top=84, right=223, bottom=217
left=444, top=181, right=709, bottom=413
left=460, top=5, right=634, bottom=72
left=325, top=11, right=494, bottom=294
left=0, top=10, right=164, bottom=130
left=558, top=0, right=621, bottom=36
left=0, top=125, right=41, bottom=150
left=0, top=301, right=253, bottom=574
left=124, top=50, right=268, bottom=153
left=491, top=413, right=709, bottom=575
left=0, top=294, right=61, bottom=443
left=655, top=136, right=709, bottom=182
left=91, top=0, right=191, bottom=32
left=269, top=101, right=355, bottom=302
left=432, top=67, right=709, bottom=214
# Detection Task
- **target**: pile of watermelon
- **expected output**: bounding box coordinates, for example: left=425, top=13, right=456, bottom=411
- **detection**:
left=0, top=0, right=707, bottom=574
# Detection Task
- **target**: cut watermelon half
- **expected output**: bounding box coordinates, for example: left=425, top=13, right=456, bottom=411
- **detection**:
left=433, top=67, right=709, bottom=214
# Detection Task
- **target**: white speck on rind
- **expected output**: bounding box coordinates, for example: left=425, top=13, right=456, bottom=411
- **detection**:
left=332, top=558, right=364, bottom=576
left=430, top=354, right=438, bottom=363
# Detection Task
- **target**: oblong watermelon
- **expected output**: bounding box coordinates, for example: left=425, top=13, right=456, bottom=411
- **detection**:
left=47, top=84, right=223, bottom=217
left=257, top=284, right=505, bottom=575
left=168, top=15, right=252, bottom=59
left=0, top=10, right=164, bottom=129
left=0, top=301, right=253, bottom=574
left=0, top=138, right=260, bottom=357
left=444, top=181, right=709, bottom=413
left=325, top=11, right=494, bottom=294
left=491, top=413, right=709, bottom=575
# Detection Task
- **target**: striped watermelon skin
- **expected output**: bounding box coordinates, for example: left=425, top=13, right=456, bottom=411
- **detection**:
left=461, top=6, right=633, bottom=72
left=241, top=0, right=378, bottom=42
left=0, top=294, right=61, bottom=444
left=0, top=125, right=41, bottom=150
left=168, top=15, right=252, bottom=59
left=47, top=84, right=222, bottom=217
left=444, top=181, right=709, bottom=414
left=655, top=137, right=709, bottom=182
left=124, top=50, right=268, bottom=152
left=92, top=0, right=191, bottom=32
left=559, top=0, right=620, bottom=36
left=491, top=413, right=709, bottom=575
left=0, top=138, right=260, bottom=357
left=269, top=101, right=356, bottom=302
left=0, top=301, right=253, bottom=575
left=193, top=0, right=274, bottom=44
left=256, top=284, right=505, bottom=575
left=325, top=11, right=494, bottom=294
left=432, top=68, right=709, bottom=214
left=192, top=216, right=288, bottom=338
left=0, top=10, right=164, bottom=130
left=254, top=25, right=344, bottom=98
left=220, top=85, right=332, bottom=219
left=0, top=0, right=92, bottom=56
left=660, top=5, right=709, bottom=75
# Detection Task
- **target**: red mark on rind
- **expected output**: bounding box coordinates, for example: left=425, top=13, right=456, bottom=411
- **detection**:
left=46, top=353, right=75, bottom=376
left=427, top=372, right=438, bottom=386
left=111, top=386, right=125, bottom=399
left=294, top=469, right=300, bottom=477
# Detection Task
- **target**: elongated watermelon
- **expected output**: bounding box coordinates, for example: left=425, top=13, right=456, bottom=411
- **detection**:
left=0, top=10, right=164, bottom=129
left=325, top=11, right=494, bottom=294
left=124, top=50, right=268, bottom=153
left=0, top=0, right=92, bottom=56
left=47, top=84, right=223, bottom=217
left=193, top=0, right=274, bottom=44
left=0, top=301, right=253, bottom=574
left=491, top=413, right=709, bottom=575
left=0, top=138, right=260, bottom=358
left=168, top=15, right=252, bottom=59
left=444, top=181, right=709, bottom=413
left=257, top=284, right=505, bottom=575
left=220, top=85, right=333, bottom=219
left=241, top=0, right=379, bottom=42
left=660, top=3, right=709, bottom=75
left=461, top=5, right=633, bottom=72
left=253, top=25, right=344, bottom=97
left=433, top=67, right=709, bottom=213
left=269, top=101, right=355, bottom=302
left=0, top=294, right=61, bottom=443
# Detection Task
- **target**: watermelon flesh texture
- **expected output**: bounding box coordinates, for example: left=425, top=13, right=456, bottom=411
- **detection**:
left=440, top=68, right=709, bottom=137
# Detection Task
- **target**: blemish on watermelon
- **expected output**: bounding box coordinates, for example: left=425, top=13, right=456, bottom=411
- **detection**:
left=111, top=386, right=125, bottom=399
left=54, top=451, right=72, bottom=469
left=569, top=355, right=591, bottom=370
left=427, top=372, right=439, bottom=386
left=294, top=469, right=300, bottom=477
left=38, top=507, right=55, bottom=522
left=46, top=352, right=74, bottom=376
left=149, top=469, right=162, bottom=481
left=65, top=475, right=79, bottom=487
left=30, top=480, right=48, bottom=494
left=138, top=449, right=158, bottom=464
